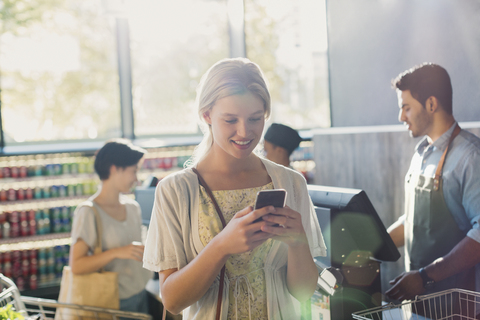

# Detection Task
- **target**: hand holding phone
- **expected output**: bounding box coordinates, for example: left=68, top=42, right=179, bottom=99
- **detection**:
left=253, top=189, right=287, bottom=224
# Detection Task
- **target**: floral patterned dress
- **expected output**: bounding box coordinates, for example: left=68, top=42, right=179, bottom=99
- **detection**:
left=198, top=182, right=275, bottom=320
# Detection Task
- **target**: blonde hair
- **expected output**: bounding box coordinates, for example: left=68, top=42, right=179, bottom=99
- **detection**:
left=186, top=58, right=271, bottom=167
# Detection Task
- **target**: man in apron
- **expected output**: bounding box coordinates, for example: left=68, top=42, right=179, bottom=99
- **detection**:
left=385, top=63, right=480, bottom=315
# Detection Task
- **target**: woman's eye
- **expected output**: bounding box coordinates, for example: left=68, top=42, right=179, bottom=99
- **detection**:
left=225, top=119, right=237, bottom=124
left=250, top=118, right=262, bottom=122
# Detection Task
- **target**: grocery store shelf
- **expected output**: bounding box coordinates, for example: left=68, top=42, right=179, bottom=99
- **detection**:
left=0, top=233, right=71, bottom=252
left=0, top=195, right=90, bottom=209
left=0, top=173, right=97, bottom=184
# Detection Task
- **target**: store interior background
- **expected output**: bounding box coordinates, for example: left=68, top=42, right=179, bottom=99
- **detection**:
left=1, top=0, right=480, bottom=301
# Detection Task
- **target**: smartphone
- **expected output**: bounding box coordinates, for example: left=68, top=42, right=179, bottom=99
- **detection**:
left=254, top=189, right=287, bottom=210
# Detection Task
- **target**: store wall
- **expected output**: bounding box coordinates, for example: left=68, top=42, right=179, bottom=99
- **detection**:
left=312, top=123, right=480, bottom=293
left=326, top=0, right=480, bottom=127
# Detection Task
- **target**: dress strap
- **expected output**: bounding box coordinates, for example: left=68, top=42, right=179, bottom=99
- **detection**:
left=234, top=275, right=255, bottom=320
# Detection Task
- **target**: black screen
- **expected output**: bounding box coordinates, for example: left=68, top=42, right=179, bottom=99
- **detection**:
left=308, top=185, right=400, bottom=263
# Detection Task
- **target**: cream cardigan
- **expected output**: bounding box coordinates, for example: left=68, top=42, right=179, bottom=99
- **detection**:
left=143, top=158, right=326, bottom=320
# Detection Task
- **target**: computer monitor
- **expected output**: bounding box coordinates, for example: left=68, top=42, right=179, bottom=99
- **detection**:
left=135, top=186, right=156, bottom=225
left=308, top=185, right=400, bottom=320
left=308, top=185, right=400, bottom=264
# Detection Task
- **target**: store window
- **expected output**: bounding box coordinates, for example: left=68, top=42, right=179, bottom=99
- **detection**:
left=129, top=0, right=229, bottom=137
left=244, top=0, right=331, bottom=129
left=0, top=0, right=121, bottom=145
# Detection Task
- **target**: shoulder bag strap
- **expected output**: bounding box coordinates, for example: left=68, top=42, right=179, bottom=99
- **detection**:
left=89, top=204, right=105, bottom=272
left=191, top=167, right=226, bottom=320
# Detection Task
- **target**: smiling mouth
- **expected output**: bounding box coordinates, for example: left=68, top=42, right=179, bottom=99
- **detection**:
left=233, top=140, right=253, bottom=146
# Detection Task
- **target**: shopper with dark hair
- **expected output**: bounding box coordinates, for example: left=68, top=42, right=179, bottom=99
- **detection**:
left=386, top=63, right=480, bottom=303
left=69, top=139, right=152, bottom=314
left=263, top=123, right=303, bottom=167
left=94, top=140, right=146, bottom=180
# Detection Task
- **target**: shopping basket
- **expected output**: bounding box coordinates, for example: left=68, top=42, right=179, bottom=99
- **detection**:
left=0, top=274, right=152, bottom=320
left=352, top=289, right=480, bottom=320
left=0, top=273, right=28, bottom=318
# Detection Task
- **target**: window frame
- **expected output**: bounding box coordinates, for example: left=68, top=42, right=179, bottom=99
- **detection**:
left=0, top=0, right=322, bottom=156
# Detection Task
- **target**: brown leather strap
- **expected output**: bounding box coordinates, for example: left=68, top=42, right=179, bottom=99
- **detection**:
left=192, top=168, right=227, bottom=228
left=433, top=124, right=461, bottom=191
left=192, top=167, right=226, bottom=320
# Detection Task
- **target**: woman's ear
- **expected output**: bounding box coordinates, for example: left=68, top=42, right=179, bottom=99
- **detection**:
left=203, top=111, right=212, bottom=125
left=109, top=165, right=117, bottom=176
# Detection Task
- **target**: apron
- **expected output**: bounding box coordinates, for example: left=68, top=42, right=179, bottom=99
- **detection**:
left=404, top=124, right=475, bottom=293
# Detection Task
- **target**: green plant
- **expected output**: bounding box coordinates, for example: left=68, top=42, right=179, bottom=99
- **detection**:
left=0, top=304, right=24, bottom=320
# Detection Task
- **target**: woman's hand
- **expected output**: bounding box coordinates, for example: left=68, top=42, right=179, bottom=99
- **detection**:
left=70, top=239, right=144, bottom=274
left=214, top=205, right=276, bottom=256
left=259, top=206, right=308, bottom=247
left=112, top=242, right=145, bottom=262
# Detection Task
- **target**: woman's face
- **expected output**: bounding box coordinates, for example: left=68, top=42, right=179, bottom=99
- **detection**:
left=112, top=164, right=139, bottom=193
left=204, top=92, right=265, bottom=160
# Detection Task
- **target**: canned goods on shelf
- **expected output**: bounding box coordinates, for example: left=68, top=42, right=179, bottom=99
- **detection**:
left=42, top=186, right=51, bottom=198
left=50, top=185, right=59, bottom=198
left=19, top=166, right=28, bottom=178
left=58, top=185, right=67, bottom=197
left=34, top=186, right=42, bottom=199
left=34, top=165, right=44, bottom=176
left=25, top=187, right=34, bottom=200
left=75, top=183, right=84, bottom=196
left=0, top=190, right=7, bottom=202
left=2, top=167, right=11, bottom=178
left=45, top=164, right=55, bottom=176
left=70, top=163, right=79, bottom=175
left=11, top=167, right=19, bottom=178
left=7, top=188, right=17, bottom=201
left=67, top=184, right=75, bottom=197
left=17, top=188, right=26, bottom=201
left=54, top=164, right=62, bottom=175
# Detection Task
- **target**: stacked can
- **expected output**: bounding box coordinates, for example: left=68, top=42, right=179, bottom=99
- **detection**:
left=0, top=180, right=97, bottom=203
left=1, top=166, right=28, bottom=179
left=0, top=159, right=96, bottom=180
left=38, top=247, right=55, bottom=283
left=61, top=206, right=72, bottom=232
left=37, top=245, right=69, bottom=285
left=51, top=206, right=74, bottom=233
left=54, top=245, right=70, bottom=278
left=36, top=209, right=50, bottom=235
left=1, top=249, right=38, bottom=291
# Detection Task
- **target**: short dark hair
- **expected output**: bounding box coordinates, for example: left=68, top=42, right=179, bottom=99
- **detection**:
left=94, top=139, right=146, bottom=180
left=392, top=63, right=453, bottom=115
left=264, top=123, right=302, bottom=156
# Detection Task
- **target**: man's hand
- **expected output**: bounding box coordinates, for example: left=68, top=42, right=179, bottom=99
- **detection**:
left=385, top=270, right=425, bottom=301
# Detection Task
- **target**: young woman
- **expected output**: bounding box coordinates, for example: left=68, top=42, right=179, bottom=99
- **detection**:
left=70, top=139, right=152, bottom=314
left=143, top=58, right=326, bottom=319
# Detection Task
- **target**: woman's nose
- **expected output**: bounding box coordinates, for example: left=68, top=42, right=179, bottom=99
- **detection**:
left=237, top=121, right=249, bottom=136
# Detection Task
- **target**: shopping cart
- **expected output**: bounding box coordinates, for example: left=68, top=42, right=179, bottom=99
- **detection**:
left=352, top=289, right=480, bottom=320
left=0, top=274, right=152, bottom=320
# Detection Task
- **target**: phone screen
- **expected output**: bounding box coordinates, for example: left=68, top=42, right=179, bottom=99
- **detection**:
left=254, top=189, right=287, bottom=210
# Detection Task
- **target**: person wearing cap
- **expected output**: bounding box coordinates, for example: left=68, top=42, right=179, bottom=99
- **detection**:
left=263, top=123, right=303, bottom=167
